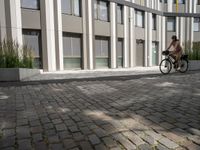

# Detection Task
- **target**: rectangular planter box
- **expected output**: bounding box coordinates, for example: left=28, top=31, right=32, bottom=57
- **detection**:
left=0, top=68, right=40, bottom=82
left=189, top=60, right=200, bottom=71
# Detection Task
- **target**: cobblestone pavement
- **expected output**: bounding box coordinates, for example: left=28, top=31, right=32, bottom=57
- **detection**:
left=0, top=71, right=200, bottom=150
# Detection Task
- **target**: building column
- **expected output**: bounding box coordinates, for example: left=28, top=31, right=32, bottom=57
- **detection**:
left=144, top=11, right=148, bottom=67
left=110, top=2, right=117, bottom=69
left=157, top=0, right=163, bottom=63
left=82, top=0, right=94, bottom=70
left=147, top=12, right=153, bottom=67
left=54, top=0, right=63, bottom=71
left=161, top=16, right=166, bottom=58
left=130, top=0, right=136, bottom=67
left=4, top=0, right=22, bottom=45
left=123, top=5, right=129, bottom=68
left=41, top=0, right=56, bottom=72
left=0, top=0, right=7, bottom=42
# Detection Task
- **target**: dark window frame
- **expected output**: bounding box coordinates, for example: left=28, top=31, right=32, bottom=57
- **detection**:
left=135, top=9, right=145, bottom=28
left=94, top=0, right=110, bottom=22
left=117, top=4, right=124, bottom=24
left=61, top=0, right=82, bottom=17
left=21, top=0, right=40, bottom=10
left=22, top=29, right=42, bottom=68
left=167, top=17, right=176, bottom=32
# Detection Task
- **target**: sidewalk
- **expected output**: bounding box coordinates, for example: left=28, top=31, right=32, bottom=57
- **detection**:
left=24, top=67, right=160, bottom=81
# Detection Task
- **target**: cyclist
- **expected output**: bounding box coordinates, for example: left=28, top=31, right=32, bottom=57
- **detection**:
left=166, top=35, right=183, bottom=69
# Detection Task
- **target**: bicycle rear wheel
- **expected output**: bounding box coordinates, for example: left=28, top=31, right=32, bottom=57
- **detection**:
left=178, top=59, right=188, bottom=73
left=159, top=59, right=172, bottom=75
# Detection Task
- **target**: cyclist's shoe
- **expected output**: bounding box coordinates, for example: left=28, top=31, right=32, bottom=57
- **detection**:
left=174, top=64, right=178, bottom=69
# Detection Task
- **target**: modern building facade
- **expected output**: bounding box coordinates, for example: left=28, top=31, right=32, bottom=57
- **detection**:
left=0, top=0, right=200, bottom=71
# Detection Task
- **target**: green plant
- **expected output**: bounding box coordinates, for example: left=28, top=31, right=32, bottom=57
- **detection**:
left=0, top=39, right=33, bottom=68
left=184, top=41, right=200, bottom=60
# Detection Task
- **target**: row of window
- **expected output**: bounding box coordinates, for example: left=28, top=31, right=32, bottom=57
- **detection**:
left=167, top=17, right=200, bottom=32
left=23, top=30, right=160, bottom=69
left=22, top=30, right=125, bottom=69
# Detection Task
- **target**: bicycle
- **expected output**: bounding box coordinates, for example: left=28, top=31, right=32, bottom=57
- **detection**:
left=159, top=50, right=189, bottom=75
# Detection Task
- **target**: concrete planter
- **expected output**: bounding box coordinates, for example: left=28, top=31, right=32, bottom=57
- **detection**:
left=0, top=68, right=40, bottom=82
left=189, top=60, right=200, bottom=71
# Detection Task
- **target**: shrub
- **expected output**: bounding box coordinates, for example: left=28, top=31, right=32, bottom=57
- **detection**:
left=184, top=41, right=200, bottom=60
left=0, top=40, right=33, bottom=68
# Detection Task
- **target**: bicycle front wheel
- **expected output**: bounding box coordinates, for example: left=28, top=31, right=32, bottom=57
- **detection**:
left=159, top=59, right=172, bottom=75
left=179, top=59, right=188, bottom=73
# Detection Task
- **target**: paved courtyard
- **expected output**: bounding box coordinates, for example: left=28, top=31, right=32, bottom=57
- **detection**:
left=0, top=71, right=200, bottom=150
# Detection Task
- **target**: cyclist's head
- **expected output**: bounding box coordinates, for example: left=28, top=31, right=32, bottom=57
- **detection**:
left=171, top=35, right=178, bottom=41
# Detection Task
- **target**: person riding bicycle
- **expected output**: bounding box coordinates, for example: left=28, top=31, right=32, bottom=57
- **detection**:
left=166, top=35, right=183, bottom=69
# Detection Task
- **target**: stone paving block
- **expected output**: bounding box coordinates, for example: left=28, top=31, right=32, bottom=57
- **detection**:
left=0, top=136, right=15, bottom=148
left=122, top=131, right=145, bottom=146
left=16, top=126, right=31, bottom=139
left=79, top=141, right=93, bottom=150
left=138, top=143, right=152, bottom=150
left=95, top=144, right=107, bottom=150
left=158, top=137, right=179, bottom=149
left=34, top=142, right=48, bottom=150
left=50, top=143, right=64, bottom=150
left=18, top=139, right=32, bottom=150
left=2, top=129, right=15, bottom=137
left=102, top=136, right=118, bottom=148
left=63, top=139, right=78, bottom=149
left=32, top=133, right=43, bottom=142
left=1, top=147, right=15, bottom=150
left=48, top=135, right=60, bottom=144
left=55, top=124, right=67, bottom=132
left=88, top=134, right=101, bottom=145
left=113, top=133, right=137, bottom=150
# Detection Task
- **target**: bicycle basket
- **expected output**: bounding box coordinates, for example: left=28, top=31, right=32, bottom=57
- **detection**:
left=162, top=50, right=169, bottom=56
left=181, top=54, right=188, bottom=60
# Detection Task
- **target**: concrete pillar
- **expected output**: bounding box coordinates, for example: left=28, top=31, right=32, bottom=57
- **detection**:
left=123, top=5, right=129, bottom=68
left=0, top=0, right=7, bottom=41
left=41, top=0, right=56, bottom=71
left=130, top=0, right=136, bottom=67
left=179, top=17, right=184, bottom=46
left=176, top=17, right=179, bottom=38
left=147, top=13, right=153, bottom=67
left=84, top=0, right=94, bottom=70
left=82, top=0, right=88, bottom=69
left=4, top=0, right=22, bottom=45
left=144, top=11, right=148, bottom=67
left=54, top=0, right=64, bottom=71
left=161, top=16, right=166, bottom=55
left=110, top=2, right=117, bottom=69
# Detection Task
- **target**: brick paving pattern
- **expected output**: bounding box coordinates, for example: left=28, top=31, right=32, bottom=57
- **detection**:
left=0, top=71, right=200, bottom=150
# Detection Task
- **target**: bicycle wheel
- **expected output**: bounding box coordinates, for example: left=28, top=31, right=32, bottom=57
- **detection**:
left=159, top=59, right=172, bottom=75
left=178, top=59, right=188, bottom=73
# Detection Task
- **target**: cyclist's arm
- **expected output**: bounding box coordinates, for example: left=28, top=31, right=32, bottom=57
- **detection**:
left=166, top=41, right=173, bottom=50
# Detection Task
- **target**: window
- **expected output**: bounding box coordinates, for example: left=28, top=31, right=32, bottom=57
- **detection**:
left=23, top=30, right=42, bottom=68
left=21, top=0, right=40, bottom=10
left=197, top=0, right=200, bottom=5
left=94, top=0, right=110, bottom=22
left=152, top=14, right=157, bottom=30
left=117, top=39, right=123, bottom=67
left=194, top=18, right=200, bottom=32
left=135, top=10, right=144, bottom=28
left=173, top=0, right=185, bottom=4
left=117, top=4, right=123, bottom=24
left=167, top=17, right=176, bottom=32
left=63, top=33, right=82, bottom=69
left=61, top=0, right=81, bottom=16
left=95, top=37, right=110, bottom=68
